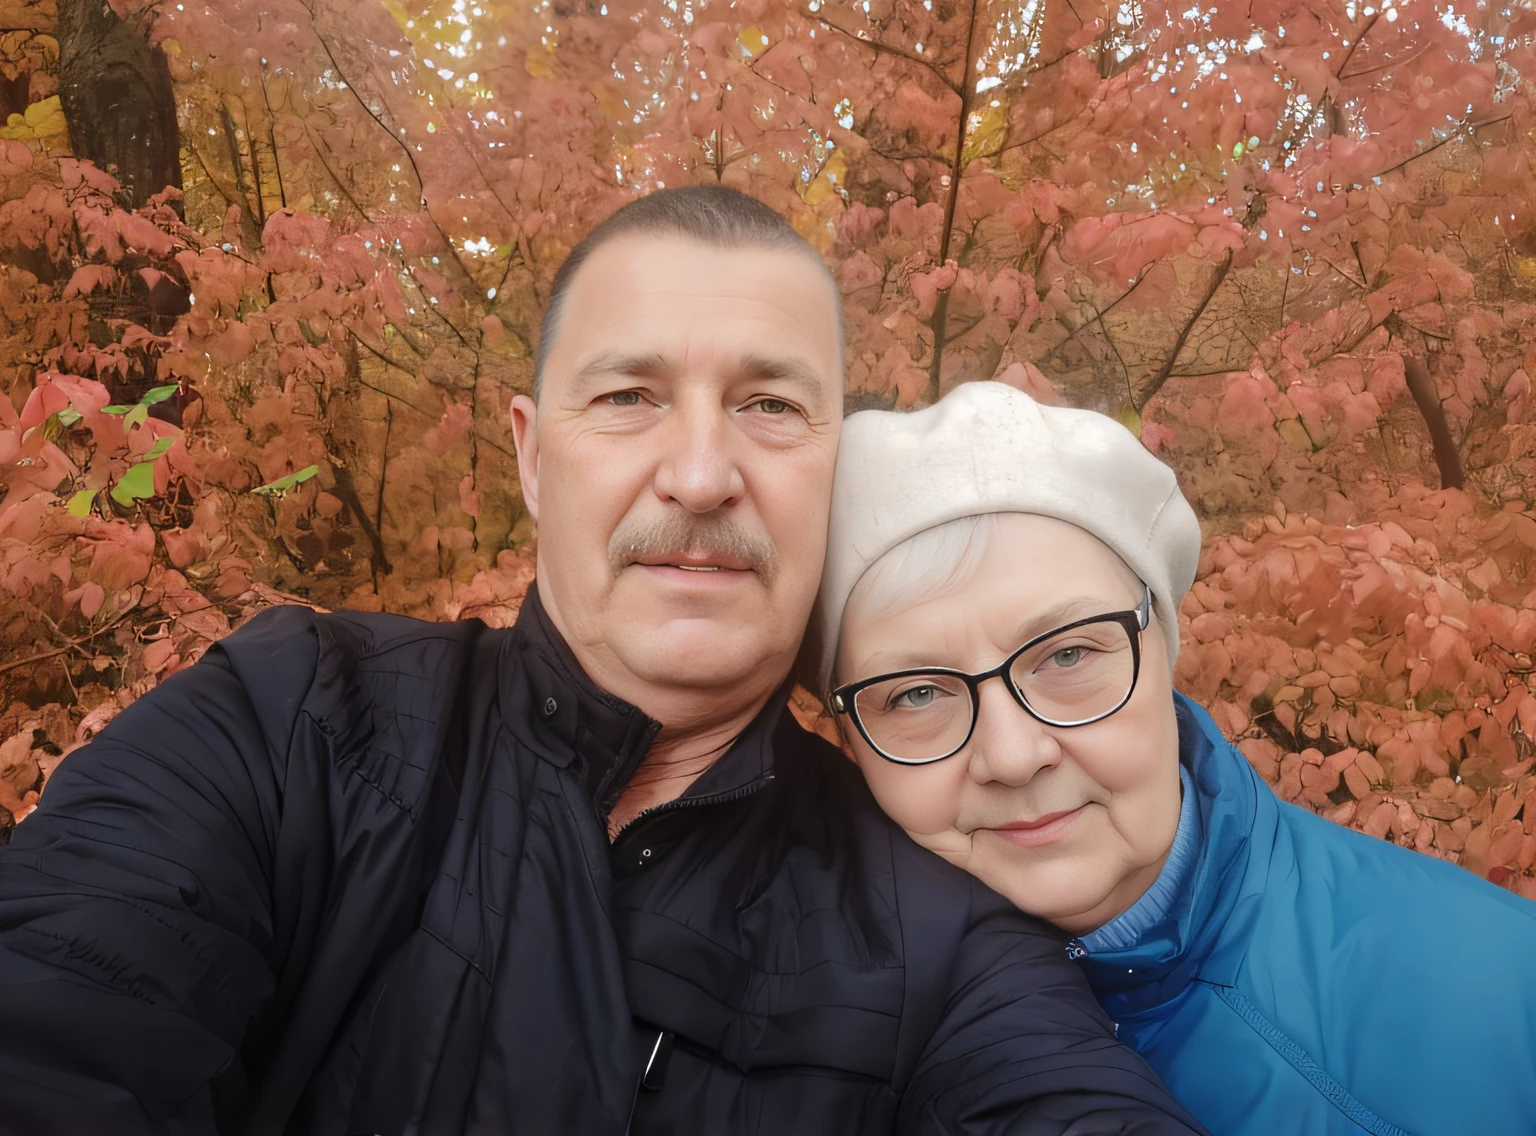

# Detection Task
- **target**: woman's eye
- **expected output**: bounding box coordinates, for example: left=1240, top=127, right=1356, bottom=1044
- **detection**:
left=751, top=397, right=791, bottom=415
left=893, top=685, right=939, bottom=709
left=1047, top=647, right=1085, bottom=669
left=606, top=390, right=643, bottom=407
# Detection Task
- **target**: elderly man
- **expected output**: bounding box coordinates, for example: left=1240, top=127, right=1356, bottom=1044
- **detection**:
left=0, top=187, right=1203, bottom=1135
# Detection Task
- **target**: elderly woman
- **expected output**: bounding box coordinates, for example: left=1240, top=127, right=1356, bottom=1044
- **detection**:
left=812, top=381, right=1536, bottom=1136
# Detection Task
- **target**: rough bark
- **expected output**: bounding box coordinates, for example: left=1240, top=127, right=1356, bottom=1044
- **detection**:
left=56, top=0, right=181, bottom=209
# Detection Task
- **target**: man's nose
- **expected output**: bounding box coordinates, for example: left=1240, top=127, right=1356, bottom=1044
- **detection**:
left=652, top=396, right=746, bottom=513
left=964, top=679, right=1062, bottom=787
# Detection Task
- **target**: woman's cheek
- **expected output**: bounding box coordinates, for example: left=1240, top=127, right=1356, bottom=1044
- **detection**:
left=1103, top=757, right=1182, bottom=865
left=858, top=754, right=964, bottom=838
left=1070, top=707, right=1175, bottom=794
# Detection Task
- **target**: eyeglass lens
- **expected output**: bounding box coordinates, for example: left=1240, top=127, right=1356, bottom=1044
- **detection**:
left=851, top=618, right=1137, bottom=763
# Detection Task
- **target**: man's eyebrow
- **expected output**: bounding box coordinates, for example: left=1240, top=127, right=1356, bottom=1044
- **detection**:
left=573, top=352, right=671, bottom=382
left=738, top=353, right=834, bottom=411
left=739, top=353, right=824, bottom=386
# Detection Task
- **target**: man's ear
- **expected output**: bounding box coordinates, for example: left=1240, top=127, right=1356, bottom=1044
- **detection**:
left=510, top=393, right=541, bottom=522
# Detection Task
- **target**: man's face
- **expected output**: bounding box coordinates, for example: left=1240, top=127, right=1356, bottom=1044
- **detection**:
left=511, top=233, right=843, bottom=706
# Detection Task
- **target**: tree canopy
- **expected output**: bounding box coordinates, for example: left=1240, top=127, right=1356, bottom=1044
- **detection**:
left=2, top=0, right=1536, bottom=890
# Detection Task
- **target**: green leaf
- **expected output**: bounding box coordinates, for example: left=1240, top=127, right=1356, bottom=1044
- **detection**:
left=252, top=463, right=320, bottom=496
left=109, top=461, right=157, bottom=506
left=101, top=405, right=131, bottom=415
left=124, top=404, right=148, bottom=429
left=56, top=407, right=82, bottom=427
left=66, top=489, right=95, bottom=518
left=140, top=436, right=174, bottom=461
left=141, top=385, right=179, bottom=405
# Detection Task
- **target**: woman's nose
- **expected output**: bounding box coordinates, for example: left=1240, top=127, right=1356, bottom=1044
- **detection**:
left=963, top=679, right=1062, bottom=786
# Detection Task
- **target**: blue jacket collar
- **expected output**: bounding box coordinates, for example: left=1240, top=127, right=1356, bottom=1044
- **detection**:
left=1076, top=693, right=1273, bottom=1020
left=1081, top=761, right=1201, bottom=955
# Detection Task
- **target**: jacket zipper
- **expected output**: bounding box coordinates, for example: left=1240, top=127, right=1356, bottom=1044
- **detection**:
left=614, top=772, right=772, bottom=1136
left=611, top=774, right=775, bottom=851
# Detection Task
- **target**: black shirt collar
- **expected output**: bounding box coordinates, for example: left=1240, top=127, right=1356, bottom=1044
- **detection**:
left=499, top=582, right=788, bottom=814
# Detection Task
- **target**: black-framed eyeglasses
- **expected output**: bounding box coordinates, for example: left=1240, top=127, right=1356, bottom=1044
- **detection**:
left=830, top=585, right=1152, bottom=766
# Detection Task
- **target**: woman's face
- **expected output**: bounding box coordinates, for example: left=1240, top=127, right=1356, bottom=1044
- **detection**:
left=834, top=513, right=1182, bottom=935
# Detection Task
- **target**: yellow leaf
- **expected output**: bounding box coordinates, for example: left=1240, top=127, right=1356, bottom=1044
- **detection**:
left=961, top=99, right=1009, bottom=166
left=0, top=95, right=66, bottom=141
left=379, top=0, right=412, bottom=30
left=592, top=85, right=626, bottom=119
left=66, top=489, right=95, bottom=518
left=1511, top=255, right=1536, bottom=289
left=737, top=26, right=771, bottom=60
left=1113, top=406, right=1142, bottom=435
left=801, top=151, right=847, bottom=207
left=790, top=208, right=837, bottom=257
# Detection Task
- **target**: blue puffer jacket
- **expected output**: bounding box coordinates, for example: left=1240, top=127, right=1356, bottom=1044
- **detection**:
left=1074, top=694, right=1536, bottom=1136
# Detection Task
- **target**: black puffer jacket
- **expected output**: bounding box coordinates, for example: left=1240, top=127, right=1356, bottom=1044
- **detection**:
left=0, top=588, right=1205, bottom=1135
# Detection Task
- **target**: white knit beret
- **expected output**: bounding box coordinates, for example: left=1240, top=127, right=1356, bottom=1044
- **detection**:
left=811, top=381, right=1202, bottom=695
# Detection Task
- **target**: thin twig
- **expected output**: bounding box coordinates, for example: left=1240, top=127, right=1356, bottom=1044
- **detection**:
left=0, top=646, right=69, bottom=677
left=374, top=400, right=392, bottom=574
left=0, top=605, right=143, bottom=677
left=1279, top=12, right=1381, bottom=152
left=312, top=29, right=478, bottom=318
left=1136, top=249, right=1234, bottom=409
left=804, top=11, right=960, bottom=93
left=1338, top=41, right=1430, bottom=81
left=1370, top=115, right=1511, bottom=181
left=58, top=655, right=79, bottom=702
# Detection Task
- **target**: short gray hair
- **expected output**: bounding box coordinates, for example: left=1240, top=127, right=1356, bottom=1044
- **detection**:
left=843, top=515, right=998, bottom=641
left=534, top=185, right=843, bottom=399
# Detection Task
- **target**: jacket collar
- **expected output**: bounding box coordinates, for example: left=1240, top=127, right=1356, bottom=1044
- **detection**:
left=1080, top=761, right=1201, bottom=955
left=1076, top=693, right=1273, bottom=1019
left=498, top=582, right=786, bottom=815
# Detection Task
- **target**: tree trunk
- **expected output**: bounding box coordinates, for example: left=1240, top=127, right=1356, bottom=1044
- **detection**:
left=56, top=0, right=182, bottom=209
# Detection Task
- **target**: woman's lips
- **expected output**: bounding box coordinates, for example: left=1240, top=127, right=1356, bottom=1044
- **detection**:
left=984, top=805, right=1087, bottom=848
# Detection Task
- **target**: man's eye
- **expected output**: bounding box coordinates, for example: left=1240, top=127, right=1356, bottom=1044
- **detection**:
left=750, top=397, right=791, bottom=415
left=606, top=390, right=643, bottom=407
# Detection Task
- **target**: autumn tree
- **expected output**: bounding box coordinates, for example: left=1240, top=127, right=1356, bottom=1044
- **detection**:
left=2, top=0, right=1536, bottom=890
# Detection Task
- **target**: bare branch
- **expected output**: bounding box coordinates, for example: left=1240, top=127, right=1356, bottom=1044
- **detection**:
left=1136, top=249, right=1234, bottom=409
left=1338, top=41, right=1430, bottom=81
left=926, top=0, right=984, bottom=403
left=804, top=10, right=961, bottom=94
left=310, top=27, right=478, bottom=329
left=1370, top=115, right=1511, bottom=180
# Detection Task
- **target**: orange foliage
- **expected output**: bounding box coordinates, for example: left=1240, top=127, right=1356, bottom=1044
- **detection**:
left=2, top=0, right=1535, bottom=896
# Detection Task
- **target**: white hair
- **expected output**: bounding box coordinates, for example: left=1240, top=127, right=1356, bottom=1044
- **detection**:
left=842, top=513, right=999, bottom=642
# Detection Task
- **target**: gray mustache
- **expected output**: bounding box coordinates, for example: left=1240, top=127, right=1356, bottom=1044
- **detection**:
left=609, top=514, right=779, bottom=582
